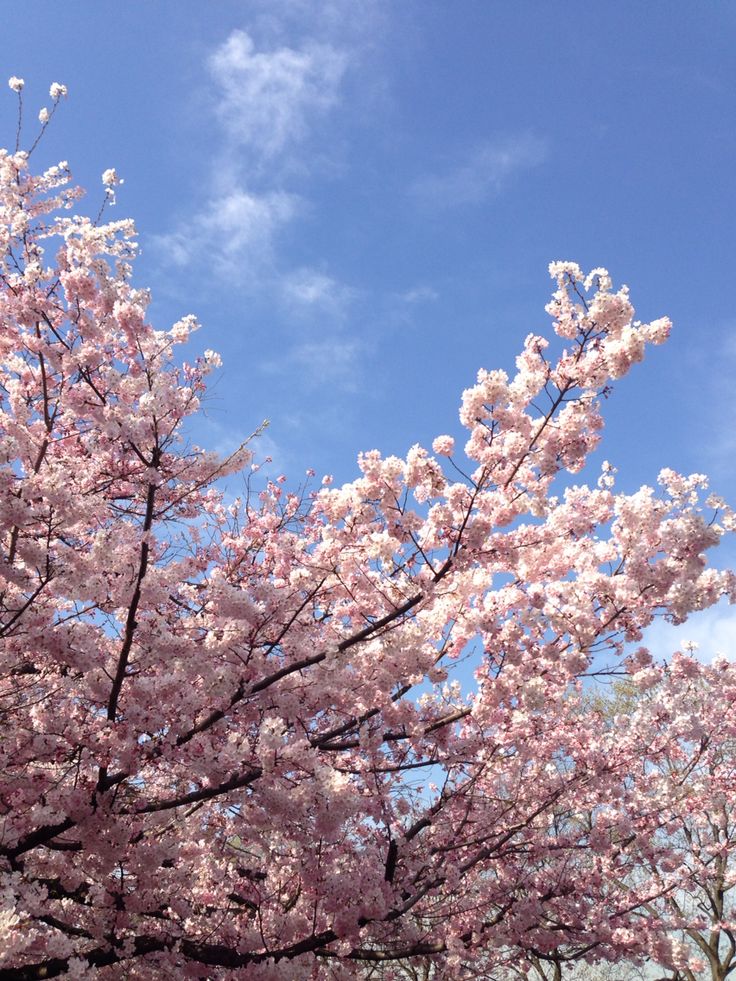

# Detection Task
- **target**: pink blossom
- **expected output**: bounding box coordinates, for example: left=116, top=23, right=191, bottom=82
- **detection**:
left=432, top=434, right=454, bottom=456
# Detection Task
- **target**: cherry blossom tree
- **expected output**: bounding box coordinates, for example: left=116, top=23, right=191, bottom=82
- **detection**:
left=1, top=80, right=734, bottom=979
left=589, top=662, right=736, bottom=981
left=484, top=664, right=736, bottom=981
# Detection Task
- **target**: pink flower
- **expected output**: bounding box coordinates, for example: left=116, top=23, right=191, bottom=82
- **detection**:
left=432, top=435, right=455, bottom=456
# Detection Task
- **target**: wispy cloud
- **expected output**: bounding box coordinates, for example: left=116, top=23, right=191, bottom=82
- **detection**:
left=155, top=188, right=300, bottom=273
left=237, top=0, right=389, bottom=57
left=399, top=285, right=439, bottom=304
left=208, top=29, right=347, bottom=167
left=411, top=134, right=547, bottom=208
left=153, top=19, right=378, bottom=410
left=281, top=267, right=357, bottom=316
left=154, top=28, right=352, bottom=299
left=262, top=338, right=363, bottom=392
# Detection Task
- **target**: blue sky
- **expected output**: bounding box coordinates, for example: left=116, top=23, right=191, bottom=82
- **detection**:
left=4, top=1, right=736, bottom=656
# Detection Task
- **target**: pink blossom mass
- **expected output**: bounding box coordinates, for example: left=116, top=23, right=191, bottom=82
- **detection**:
left=1, top=81, right=736, bottom=980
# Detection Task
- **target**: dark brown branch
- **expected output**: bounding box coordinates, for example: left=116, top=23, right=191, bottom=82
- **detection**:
left=105, top=457, right=158, bottom=724
left=134, top=766, right=262, bottom=814
left=4, top=816, right=76, bottom=859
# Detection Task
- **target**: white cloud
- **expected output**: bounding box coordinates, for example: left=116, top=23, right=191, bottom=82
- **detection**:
left=411, top=134, right=547, bottom=208
left=208, top=29, right=347, bottom=164
left=643, top=599, right=736, bottom=664
left=245, top=0, right=388, bottom=46
left=281, top=267, right=357, bottom=315
left=400, top=285, right=439, bottom=304
left=262, top=338, right=362, bottom=391
left=283, top=269, right=337, bottom=304
left=155, top=28, right=354, bottom=305
left=154, top=188, right=300, bottom=274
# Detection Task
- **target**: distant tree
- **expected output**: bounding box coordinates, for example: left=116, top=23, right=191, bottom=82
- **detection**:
left=1, top=80, right=734, bottom=978
left=606, top=660, right=736, bottom=981
left=505, top=664, right=736, bottom=981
